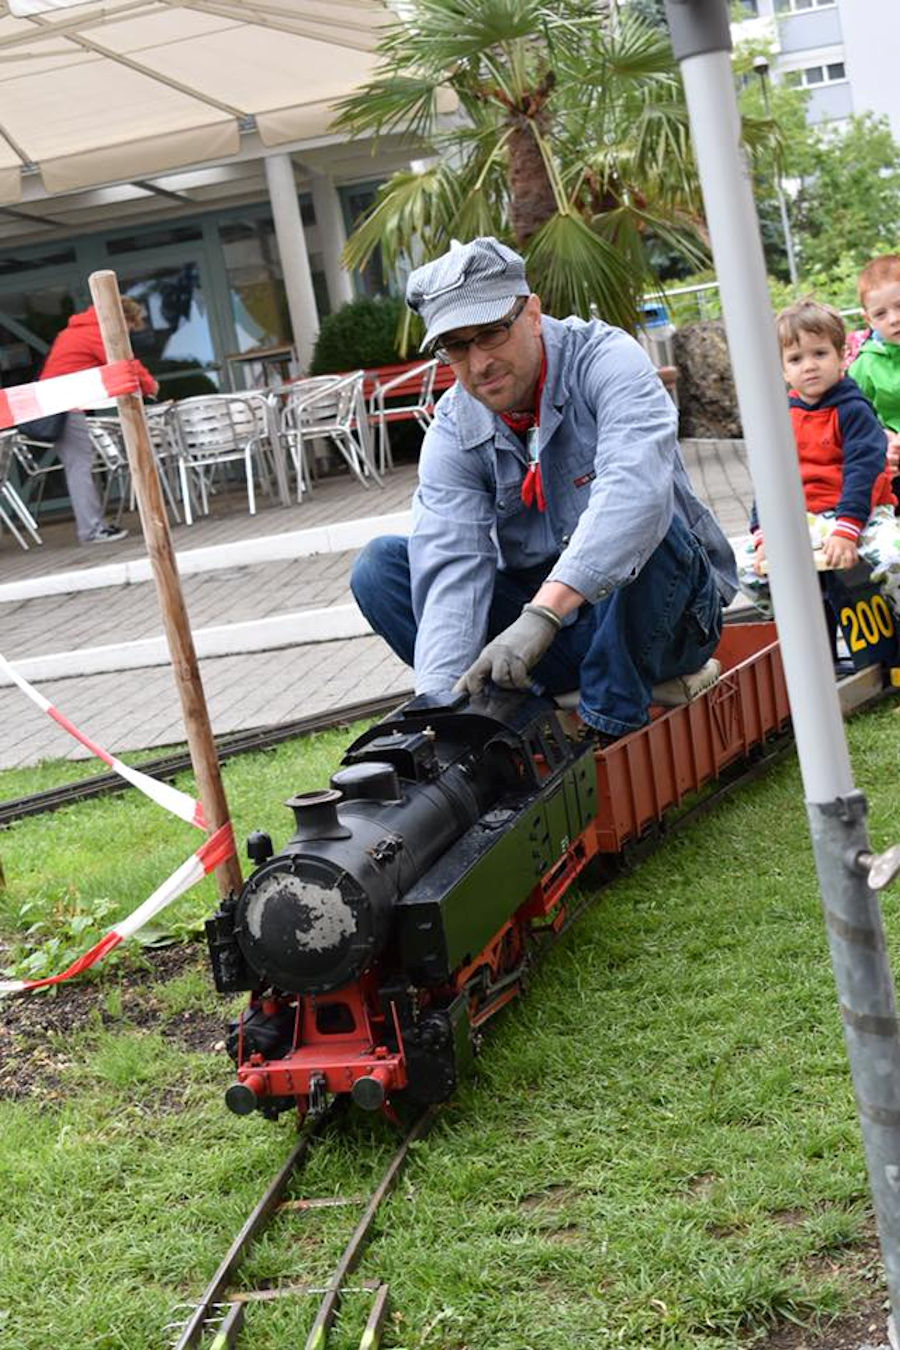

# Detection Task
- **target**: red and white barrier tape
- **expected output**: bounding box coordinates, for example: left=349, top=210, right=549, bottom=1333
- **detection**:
left=0, top=822, right=235, bottom=996
left=0, top=360, right=142, bottom=431
left=0, top=652, right=207, bottom=829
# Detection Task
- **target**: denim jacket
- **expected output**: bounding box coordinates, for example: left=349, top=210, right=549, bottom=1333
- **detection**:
left=409, top=315, right=738, bottom=693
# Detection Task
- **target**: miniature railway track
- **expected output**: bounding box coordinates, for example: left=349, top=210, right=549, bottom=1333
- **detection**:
left=168, top=1103, right=436, bottom=1350
left=163, top=663, right=887, bottom=1350
left=164, top=729, right=800, bottom=1350
left=0, top=691, right=413, bottom=828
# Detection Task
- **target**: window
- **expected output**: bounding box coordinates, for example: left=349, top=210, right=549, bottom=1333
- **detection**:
left=341, top=185, right=389, bottom=297
left=0, top=283, right=76, bottom=385
left=775, top=0, right=835, bottom=12
left=219, top=217, right=292, bottom=353
left=107, top=223, right=203, bottom=256
left=782, top=62, right=847, bottom=88
left=218, top=212, right=329, bottom=352
left=0, top=245, right=76, bottom=278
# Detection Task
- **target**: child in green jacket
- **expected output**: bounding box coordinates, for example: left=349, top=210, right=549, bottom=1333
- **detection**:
left=849, top=255, right=900, bottom=480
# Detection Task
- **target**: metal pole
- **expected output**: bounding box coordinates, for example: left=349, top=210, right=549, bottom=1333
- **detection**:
left=663, top=3, right=900, bottom=1342
left=753, top=58, right=799, bottom=286
left=89, top=270, right=243, bottom=901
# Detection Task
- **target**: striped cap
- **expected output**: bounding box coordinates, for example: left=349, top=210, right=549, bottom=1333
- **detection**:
left=406, top=237, right=531, bottom=351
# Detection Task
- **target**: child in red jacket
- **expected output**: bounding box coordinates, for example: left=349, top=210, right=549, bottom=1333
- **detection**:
left=738, top=298, right=900, bottom=617
left=37, top=298, right=158, bottom=544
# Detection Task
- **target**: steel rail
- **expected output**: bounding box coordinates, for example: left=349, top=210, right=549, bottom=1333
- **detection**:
left=0, top=691, right=412, bottom=828
left=303, top=1108, right=437, bottom=1350
left=170, top=1103, right=343, bottom=1350
left=169, top=1105, right=434, bottom=1350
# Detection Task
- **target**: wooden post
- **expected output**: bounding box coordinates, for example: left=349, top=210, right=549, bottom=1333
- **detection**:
left=89, top=270, right=243, bottom=899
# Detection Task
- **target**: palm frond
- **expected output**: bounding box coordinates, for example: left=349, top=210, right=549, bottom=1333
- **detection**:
left=341, top=167, right=464, bottom=273
left=593, top=202, right=710, bottom=277
left=524, top=213, right=640, bottom=328
left=333, top=74, right=445, bottom=141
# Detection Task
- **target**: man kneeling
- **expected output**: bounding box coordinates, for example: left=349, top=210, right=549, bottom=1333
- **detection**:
left=352, top=237, right=737, bottom=742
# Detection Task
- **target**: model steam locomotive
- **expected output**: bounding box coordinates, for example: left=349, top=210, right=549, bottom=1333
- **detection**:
left=204, top=622, right=802, bottom=1124
left=206, top=684, right=599, bottom=1118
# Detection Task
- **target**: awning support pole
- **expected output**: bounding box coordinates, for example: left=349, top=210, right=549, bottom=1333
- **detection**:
left=264, top=152, right=320, bottom=374
left=663, top=3, right=900, bottom=1341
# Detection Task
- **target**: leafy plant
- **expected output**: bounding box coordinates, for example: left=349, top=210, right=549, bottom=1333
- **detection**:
left=309, top=295, right=407, bottom=374
left=4, top=895, right=123, bottom=984
left=792, top=114, right=900, bottom=278
left=334, top=0, right=726, bottom=338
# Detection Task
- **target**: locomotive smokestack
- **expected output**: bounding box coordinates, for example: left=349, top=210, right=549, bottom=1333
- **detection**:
left=286, top=789, right=351, bottom=842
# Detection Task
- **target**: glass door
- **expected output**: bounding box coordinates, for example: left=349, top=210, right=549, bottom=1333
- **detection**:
left=0, top=281, right=79, bottom=387
left=117, top=256, right=223, bottom=401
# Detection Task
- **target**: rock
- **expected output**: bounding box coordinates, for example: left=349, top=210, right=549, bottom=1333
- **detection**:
left=674, top=320, right=743, bottom=439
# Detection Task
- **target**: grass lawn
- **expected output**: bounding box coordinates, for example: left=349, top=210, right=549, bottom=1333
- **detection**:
left=1, top=704, right=899, bottom=1349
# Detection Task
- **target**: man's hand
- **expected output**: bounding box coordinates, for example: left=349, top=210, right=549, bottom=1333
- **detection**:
left=824, top=532, right=859, bottom=570
left=752, top=539, right=767, bottom=577
left=454, top=604, right=562, bottom=695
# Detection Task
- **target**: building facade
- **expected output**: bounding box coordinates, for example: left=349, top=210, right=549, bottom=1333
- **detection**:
left=0, top=141, right=409, bottom=400
left=733, top=1, right=900, bottom=136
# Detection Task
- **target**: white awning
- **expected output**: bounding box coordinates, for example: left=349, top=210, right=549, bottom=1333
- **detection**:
left=0, top=1, right=390, bottom=201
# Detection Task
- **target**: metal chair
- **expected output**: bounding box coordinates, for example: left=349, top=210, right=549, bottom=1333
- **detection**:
left=367, top=359, right=438, bottom=474
left=86, top=412, right=183, bottom=525
left=169, top=393, right=277, bottom=525
left=273, top=375, right=342, bottom=497
left=10, top=433, right=65, bottom=524
left=85, top=418, right=131, bottom=526
left=279, top=373, right=382, bottom=500
left=0, top=432, right=42, bottom=548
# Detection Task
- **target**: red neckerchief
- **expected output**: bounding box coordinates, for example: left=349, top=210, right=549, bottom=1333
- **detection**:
left=501, top=350, right=548, bottom=511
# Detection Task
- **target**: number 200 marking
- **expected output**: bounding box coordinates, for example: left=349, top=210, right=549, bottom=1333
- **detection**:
left=840, top=594, right=895, bottom=651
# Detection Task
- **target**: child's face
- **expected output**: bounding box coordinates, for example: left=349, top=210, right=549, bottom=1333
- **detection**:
left=864, top=277, right=900, bottom=344
left=781, top=329, right=842, bottom=402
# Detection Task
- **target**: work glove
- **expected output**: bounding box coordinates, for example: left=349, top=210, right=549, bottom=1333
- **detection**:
left=454, top=604, right=562, bottom=696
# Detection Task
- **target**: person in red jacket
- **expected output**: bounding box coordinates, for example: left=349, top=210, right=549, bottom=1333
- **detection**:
left=38, top=298, right=158, bottom=544
left=737, top=298, right=900, bottom=617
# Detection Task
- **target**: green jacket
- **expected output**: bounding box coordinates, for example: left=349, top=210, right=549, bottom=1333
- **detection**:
left=849, top=336, right=900, bottom=432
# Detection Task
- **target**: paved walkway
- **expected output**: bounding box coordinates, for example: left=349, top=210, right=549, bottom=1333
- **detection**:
left=0, top=440, right=753, bottom=770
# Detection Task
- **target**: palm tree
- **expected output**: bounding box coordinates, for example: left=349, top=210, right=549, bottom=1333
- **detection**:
left=335, top=0, right=710, bottom=336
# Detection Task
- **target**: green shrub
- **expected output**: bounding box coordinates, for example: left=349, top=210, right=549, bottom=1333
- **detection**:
left=660, top=258, right=865, bottom=333
left=309, top=296, right=406, bottom=374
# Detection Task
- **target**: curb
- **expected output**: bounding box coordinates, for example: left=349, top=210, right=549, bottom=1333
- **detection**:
left=0, top=509, right=413, bottom=604
left=0, top=603, right=372, bottom=686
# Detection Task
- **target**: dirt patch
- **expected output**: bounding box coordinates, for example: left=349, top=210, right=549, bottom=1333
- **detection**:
left=520, top=1183, right=578, bottom=1210
left=684, top=1170, right=720, bottom=1197
left=760, top=1237, right=889, bottom=1350
left=0, top=943, right=228, bottom=1100
left=760, top=1300, right=890, bottom=1350
left=542, top=1223, right=584, bottom=1245
left=772, top=1208, right=811, bottom=1228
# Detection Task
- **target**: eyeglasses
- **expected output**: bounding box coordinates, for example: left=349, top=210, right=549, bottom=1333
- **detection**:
left=432, top=298, right=528, bottom=365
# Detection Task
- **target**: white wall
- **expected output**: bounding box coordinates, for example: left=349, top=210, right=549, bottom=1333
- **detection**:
left=839, top=0, right=900, bottom=141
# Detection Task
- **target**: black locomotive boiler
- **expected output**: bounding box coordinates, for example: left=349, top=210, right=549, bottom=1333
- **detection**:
left=206, top=687, right=599, bottom=1118
left=206, top=622, right=792, bottom=1122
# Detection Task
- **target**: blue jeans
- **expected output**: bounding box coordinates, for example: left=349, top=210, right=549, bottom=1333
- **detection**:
left=351, top=516, right=723, bottom=736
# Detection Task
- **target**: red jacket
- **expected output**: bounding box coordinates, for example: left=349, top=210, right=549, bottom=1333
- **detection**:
left=40, top=306, right=157, bottom=396
left=750, top=376, right=894, bottom=544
